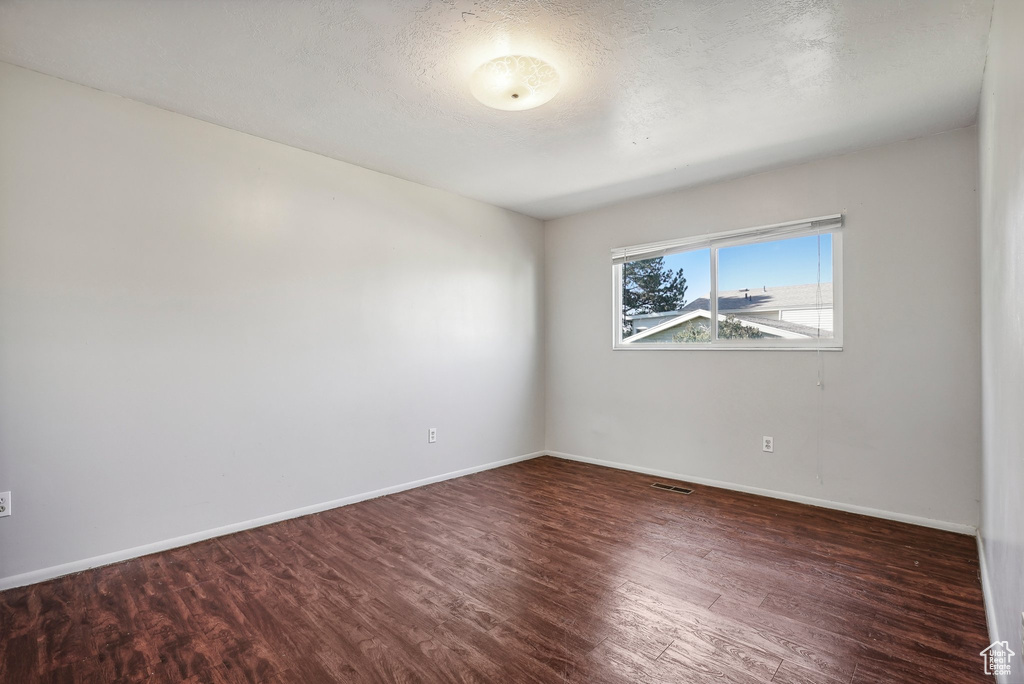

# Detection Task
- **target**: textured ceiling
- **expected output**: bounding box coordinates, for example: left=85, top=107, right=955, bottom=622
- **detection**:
left=0, top=0, right=993, bottom=219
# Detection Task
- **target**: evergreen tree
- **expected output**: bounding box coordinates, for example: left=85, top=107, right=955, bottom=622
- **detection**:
left=717, top=316, right=765, bottom=339
left=673, top=316, right=765, bottom=343
left=621, top=257, right=687, bottom=336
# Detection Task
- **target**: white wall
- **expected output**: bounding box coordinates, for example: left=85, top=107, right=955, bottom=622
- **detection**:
left=545, top=127, right=981, bottom=529
left=978, top=0, right=1024, bottom=668
left=0, top=63, right=545, bottom=583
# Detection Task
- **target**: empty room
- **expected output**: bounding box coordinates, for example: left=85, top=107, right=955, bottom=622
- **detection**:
left=1, top=1, right=1022, bottom=682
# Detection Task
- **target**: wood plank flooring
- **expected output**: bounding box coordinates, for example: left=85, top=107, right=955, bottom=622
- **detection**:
left=0, top=456, right=989, bottom=683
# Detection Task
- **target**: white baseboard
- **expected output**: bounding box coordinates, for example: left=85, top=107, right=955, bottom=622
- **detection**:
left=1, top=449, right=975, bottom=592
left=976, top=531, right=1008, bottom=682
left=0, top=451, right=545, bottom=592
left=546, top=450, right=977, bottom=536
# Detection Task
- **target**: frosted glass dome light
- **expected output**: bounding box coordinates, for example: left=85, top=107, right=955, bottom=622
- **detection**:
left=470, top=55, right=560, bottom=111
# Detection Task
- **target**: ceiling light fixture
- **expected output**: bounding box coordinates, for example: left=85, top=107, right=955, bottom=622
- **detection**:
left=470, top=55, right=560, bottom=111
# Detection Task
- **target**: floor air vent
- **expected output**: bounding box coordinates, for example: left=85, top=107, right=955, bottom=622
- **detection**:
left=651, top=483, right=694, bottom=494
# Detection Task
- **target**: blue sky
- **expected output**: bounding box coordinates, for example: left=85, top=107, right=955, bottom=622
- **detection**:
left=660, top=234, right=832, bottom=304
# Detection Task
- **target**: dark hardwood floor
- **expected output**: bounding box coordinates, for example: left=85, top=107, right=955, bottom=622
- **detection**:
left=0, top=456, right=989, bottom=683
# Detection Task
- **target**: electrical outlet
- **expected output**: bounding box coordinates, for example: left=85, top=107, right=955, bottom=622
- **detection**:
left=428, top=428, right=437, bottom=444
left=0, top=491, right=10, bottom=518
left=762, top=436, right=774, bottom=453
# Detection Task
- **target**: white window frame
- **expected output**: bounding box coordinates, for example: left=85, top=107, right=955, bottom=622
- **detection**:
left=612, top=214, right=844, bottom=351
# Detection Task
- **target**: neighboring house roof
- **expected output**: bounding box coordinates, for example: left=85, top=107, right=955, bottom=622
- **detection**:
left=624, top=283, right=832, bottom=322
left=682, top=283, right=832, bottom=313
left=623, top=309, right=809, bottom=342
left=732, top=314, right=828, bottom=337
left=628, top=310, right=683, bottom=321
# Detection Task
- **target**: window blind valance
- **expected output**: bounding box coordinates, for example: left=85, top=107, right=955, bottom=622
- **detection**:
left=611, top=214, right=843, bottom=265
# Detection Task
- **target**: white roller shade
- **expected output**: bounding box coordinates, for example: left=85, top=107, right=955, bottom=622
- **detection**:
left=611, top=214, right=843, bottom=265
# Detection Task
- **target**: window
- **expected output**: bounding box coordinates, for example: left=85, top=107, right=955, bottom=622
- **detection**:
left=612, top=215, right=843, bottom=350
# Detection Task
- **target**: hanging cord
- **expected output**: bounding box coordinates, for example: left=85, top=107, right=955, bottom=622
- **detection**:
left=816, top=347, right=825, bottom=485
